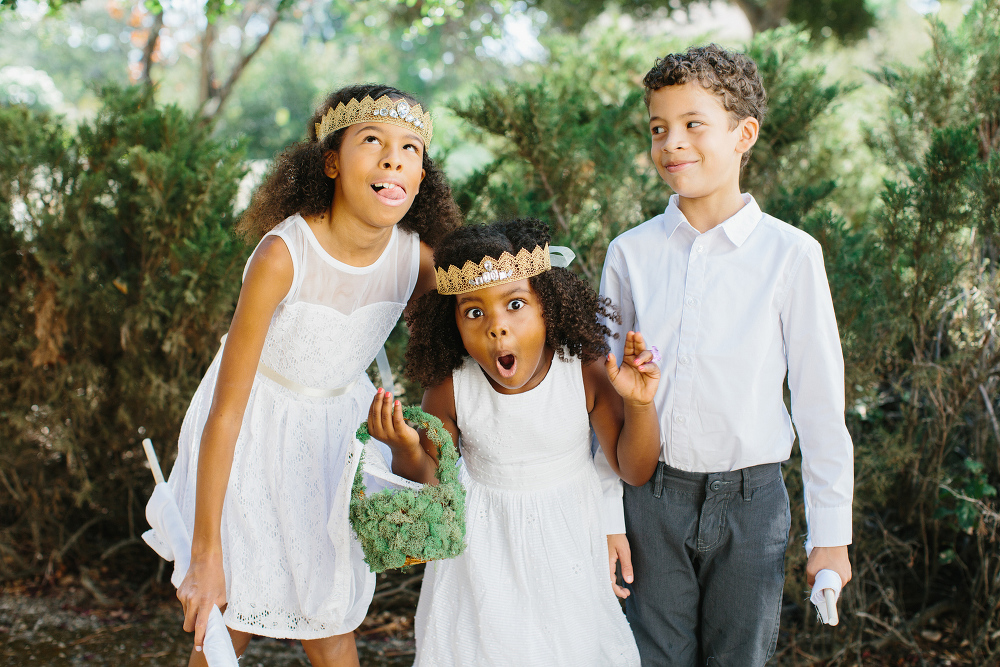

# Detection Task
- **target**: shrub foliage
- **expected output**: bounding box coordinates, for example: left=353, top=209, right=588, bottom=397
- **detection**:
left=0, top=86, right=247, bottom=581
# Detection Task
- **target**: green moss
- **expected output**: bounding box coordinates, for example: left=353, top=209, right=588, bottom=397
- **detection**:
left=349, top=406, right=467, bottom=572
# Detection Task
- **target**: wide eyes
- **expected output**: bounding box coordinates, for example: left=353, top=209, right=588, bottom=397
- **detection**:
left=462, top=299, right=526, bottom=319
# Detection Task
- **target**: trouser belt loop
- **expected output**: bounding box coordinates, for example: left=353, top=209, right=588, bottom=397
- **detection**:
left=742, top=468, right=752, bottom=501
left=653, top=461, right=665, bottom=499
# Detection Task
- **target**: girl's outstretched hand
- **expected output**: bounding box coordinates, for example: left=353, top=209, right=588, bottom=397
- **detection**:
left=367, top=388, right=421, bottom=452
left=605, top=331, right=660, bottom=406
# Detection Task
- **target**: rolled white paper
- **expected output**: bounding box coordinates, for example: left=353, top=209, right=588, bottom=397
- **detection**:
left=811, top=569, right=843, bottom=626
left=142, top=438, right=165, bottom=485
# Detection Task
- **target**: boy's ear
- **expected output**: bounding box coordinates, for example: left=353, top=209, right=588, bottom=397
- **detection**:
left=323, top=150, right=339, bottom=179
left=736, top=116, right=760, bottom=155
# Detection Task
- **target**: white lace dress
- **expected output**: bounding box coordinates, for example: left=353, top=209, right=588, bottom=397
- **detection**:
left=167, top=214, right=419, bottom=639
left=413, top=355, right=641, bottom=666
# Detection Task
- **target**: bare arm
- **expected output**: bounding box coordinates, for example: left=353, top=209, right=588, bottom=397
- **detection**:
left=409, top=241, right=437, bottom=304
left=420, top=376, right=459, bottom=453
left=586, top=331, right=661, bottom=487
left=177, top=236, right=292, bottom=650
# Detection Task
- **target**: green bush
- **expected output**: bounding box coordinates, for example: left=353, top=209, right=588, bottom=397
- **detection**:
left=0, top=85, right=248, bottom=581
left=782, top=2, right=1000, bottom=659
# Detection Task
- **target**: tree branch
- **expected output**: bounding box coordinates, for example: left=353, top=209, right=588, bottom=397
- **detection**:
left=140, top=11, right=164, bottom=90
left=200, top=7, right=282, bottom=120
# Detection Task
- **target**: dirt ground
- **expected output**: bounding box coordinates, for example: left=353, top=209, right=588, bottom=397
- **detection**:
left=0, top=566, right=979, bottom=666
left=1, top=567, right=423, bottom=666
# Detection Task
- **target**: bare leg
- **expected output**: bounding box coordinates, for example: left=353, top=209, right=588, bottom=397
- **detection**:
left=301, top=633, right=360, bottom=667
left=187, top=627, right=253, bottom=666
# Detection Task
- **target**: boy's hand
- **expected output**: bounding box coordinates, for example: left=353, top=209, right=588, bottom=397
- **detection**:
left=806, top=545, right=852, bottom=587
left=607, top=533, right=634, bottom=599
left=605, top=331, right=660, bottom=406
left=367, top=388, right=420, bottom=452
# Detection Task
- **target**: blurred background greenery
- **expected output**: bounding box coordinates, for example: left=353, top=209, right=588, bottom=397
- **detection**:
left=2, top=0, right=1000, bottom=663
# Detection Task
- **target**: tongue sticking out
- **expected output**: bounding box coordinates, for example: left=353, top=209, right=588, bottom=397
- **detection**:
left=497, top=354, right=516, bottom=378
left=373, top=183, right=406, bottom=202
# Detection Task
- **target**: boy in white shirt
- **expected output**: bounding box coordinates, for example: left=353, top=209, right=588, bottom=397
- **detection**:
left=600, top=44, right=854, bottom=665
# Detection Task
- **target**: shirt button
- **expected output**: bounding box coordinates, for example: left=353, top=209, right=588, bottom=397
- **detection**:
left=680, top=355, right=691, bottom=365
left=696, top=245, right=706, bottom=254
left=674, top=414, right=685, bottom=424
left=686, top=297, right=696, bottom=306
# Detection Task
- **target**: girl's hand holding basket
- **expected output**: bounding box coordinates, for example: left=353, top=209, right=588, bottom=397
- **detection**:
left=351, top=402, right=467, bottom=573
left=367, top=388, right=438, bottom=485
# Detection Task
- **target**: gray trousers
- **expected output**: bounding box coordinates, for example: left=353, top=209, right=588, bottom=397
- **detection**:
left=623, top=462, right=790, bottom=667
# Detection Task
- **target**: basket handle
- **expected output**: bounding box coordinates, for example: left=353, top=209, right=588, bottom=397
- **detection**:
left=355, top=405, right=459, bottom=486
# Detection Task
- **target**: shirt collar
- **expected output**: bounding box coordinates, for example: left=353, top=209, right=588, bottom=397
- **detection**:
left=660, top=193, right=763, bottom=247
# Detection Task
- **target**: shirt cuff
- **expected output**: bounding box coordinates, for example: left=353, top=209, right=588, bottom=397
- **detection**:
left=602, top=481, right=626, bottom=535
left=804, top=503, right=853, bottom=551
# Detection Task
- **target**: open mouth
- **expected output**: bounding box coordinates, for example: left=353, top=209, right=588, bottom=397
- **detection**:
left=496, top=354, right=517, bottom=379
left=371, top=182, right=406, bottom=202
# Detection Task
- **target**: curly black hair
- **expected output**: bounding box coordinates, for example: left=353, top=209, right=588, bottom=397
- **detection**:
left=404, top=218, right=611, bottom=388
left=643, top=44, right=767, bottom=167
left=237, top=83, right=462, bottom=246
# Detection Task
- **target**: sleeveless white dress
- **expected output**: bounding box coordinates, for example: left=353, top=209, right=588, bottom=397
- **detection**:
left=166, top=214, right=420, bottom=639
left=413, top=354, right=641, bottom=666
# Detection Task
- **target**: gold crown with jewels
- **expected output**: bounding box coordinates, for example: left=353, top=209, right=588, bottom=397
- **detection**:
left=435, top=244, right=562, bottom=296
left=315, top=95, right=433, bottom=146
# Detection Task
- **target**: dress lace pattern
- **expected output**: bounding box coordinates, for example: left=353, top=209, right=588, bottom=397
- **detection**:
left=167, top=214, right=419, bottom=639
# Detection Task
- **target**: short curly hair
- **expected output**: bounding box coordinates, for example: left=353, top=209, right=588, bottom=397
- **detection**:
left=237, top=83, right=462, bottom=246
left=643, top=44, right=767, bottom=167
left=404, top=218, right=611, bottom=389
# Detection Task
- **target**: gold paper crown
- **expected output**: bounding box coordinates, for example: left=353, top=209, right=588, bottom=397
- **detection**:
left=435, top=244, right=552, bottom=296
left=315, top=95, right=433, bottom=146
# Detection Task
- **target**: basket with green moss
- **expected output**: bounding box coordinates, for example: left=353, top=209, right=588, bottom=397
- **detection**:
left=349, top=405, right=467, bottom=572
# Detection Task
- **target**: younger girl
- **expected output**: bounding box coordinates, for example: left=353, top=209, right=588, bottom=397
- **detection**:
left=169, top=84, right=461, bottom=666
left=368, top=219, right=661, bottom=665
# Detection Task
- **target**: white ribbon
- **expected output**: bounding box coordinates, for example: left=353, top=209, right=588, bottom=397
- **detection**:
left=549, top=245, right=576, bottom=268
left=256, top=363, right=357, bottom=398
left=141, top=441, right=239, bottom=667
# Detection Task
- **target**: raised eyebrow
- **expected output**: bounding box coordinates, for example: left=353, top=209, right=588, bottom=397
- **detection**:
left=456, top=294, right=484, bottom=308
left=502, top=287, right=533, bottom=300
left=351, top=124, right=384, bottom=137
left=403, top=132, right=424, bottom=147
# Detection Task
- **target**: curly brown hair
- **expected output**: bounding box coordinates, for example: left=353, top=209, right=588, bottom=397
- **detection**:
left=404, top=218, right=611, bottom=389
left=643, top=44, right=767, bottom=167
left=237, top=83, right=462, bottom=245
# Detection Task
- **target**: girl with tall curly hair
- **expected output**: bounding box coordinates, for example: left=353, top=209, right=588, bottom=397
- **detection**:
left=366, top=218, right=660, bottom=665
left=167, top=83, right=461, bottom=666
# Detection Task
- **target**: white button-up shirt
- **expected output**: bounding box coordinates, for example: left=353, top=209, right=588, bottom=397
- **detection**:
left=598, top=194, right=853, bottom=548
